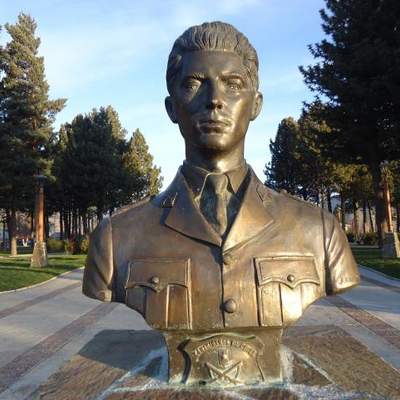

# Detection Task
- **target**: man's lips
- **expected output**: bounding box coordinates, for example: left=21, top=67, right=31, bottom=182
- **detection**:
left=198, top=119, right=231, bottom=129
left=200, top=119, right=229, bottom=125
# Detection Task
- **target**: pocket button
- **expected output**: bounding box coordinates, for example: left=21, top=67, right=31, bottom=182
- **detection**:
left=150, top=276, right=160, bottom=285
left=287, top=274, right=295, bottom=283
left=223, top=298, right=237, bottom=313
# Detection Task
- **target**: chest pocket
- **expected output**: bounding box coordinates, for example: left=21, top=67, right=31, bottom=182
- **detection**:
left=125, top=258, right=192, bottom=330
left=255, top=256, right=320, bottom=327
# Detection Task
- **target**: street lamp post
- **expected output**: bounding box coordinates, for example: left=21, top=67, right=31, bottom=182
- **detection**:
left=31, top=174, right=48, bottom=267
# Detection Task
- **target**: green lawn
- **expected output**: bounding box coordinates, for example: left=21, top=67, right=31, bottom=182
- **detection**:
left=0, top=254, right=86, bottom=292
left=0, top=246, right=33, bottom=255
left=351, top=246, right=400, bottom=279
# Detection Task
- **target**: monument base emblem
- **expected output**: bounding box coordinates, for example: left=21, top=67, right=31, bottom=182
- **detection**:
left=163, top=328, right=282, bottom=385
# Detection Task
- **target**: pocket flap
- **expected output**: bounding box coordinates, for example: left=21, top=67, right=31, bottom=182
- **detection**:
left=255, top=256, right=319, bottom=289
left=125, top=258, right=190, bottom=292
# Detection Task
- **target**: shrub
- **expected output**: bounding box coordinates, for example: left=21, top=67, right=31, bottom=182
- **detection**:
left=346, top=231, right=355, bottom=243
left=64, top=238, right=79, bottom=254
left=47, top=238, right=64, bottom=253
left=79, top=237, right=89, bottom=254
left=362, top=232, right=378, bottom=245
left=64, top=236, right=89, bottom=254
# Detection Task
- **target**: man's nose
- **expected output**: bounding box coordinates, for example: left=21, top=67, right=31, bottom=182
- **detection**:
left=206, top=82, right=223, bottom=110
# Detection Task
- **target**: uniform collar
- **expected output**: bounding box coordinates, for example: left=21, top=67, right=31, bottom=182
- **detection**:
left=181, top=160, right=248, bottom=200
left=161, top=166, right=275, bottom=250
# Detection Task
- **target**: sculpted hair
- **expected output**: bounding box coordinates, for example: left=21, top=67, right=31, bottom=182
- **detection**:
left=166, top=21, right=259, bottom=93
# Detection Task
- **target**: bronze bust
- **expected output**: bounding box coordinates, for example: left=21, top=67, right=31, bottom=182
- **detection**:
left=83, top=22, right=359, bottom=386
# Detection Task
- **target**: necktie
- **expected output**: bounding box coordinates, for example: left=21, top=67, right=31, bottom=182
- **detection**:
left=200, top=174, right=229, bottom=236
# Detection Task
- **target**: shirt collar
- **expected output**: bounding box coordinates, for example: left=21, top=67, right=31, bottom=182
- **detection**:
left=181, top=160, right=248, bottom=199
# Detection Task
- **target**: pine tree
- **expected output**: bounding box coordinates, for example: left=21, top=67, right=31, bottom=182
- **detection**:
left=53, top=106, right=126, bottom=225
left=265, top=118, right=303, bottom=196
left=300, top=0, right=400, bottom=246
left=0, top=13, right=66, bottom=255
left=122, top=129, right=163, bottom=202
left=50, top=107, right=163, bottom=232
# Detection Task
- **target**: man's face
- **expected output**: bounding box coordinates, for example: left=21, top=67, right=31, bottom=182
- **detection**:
left=166, top=50, right=262, bottom=153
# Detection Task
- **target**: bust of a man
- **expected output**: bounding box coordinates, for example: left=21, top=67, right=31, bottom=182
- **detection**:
left=83, top=22, right=359, bottom=385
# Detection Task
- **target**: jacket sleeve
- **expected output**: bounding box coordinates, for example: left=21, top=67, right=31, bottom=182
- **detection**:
left=82, top=216, right=114, bottom=302
left=324, top=212, right=360, bottom=295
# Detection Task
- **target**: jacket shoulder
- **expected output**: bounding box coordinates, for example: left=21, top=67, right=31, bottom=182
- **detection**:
left=266, top=187, right=323, bottom=220
left=112, top=196, right=152, bottom=216
left=280, top=190, right=320, bottom=210
left=110, top=196, right=154, bottom=223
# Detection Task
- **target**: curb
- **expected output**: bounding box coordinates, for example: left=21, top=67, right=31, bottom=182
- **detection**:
left=359, top=264, right=400, bottom=284
left=0, top=267, right=84, bottom=295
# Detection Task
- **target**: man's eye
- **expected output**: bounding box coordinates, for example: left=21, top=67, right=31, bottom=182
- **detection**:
left=183, top=79, right=200, bottom=91
left=225, top=79, right=243, bottom=90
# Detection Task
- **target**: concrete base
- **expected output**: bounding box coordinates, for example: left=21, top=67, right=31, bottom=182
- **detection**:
left=31, top=325, right=400, bottom=400
left=31, top=241, right=48, bottom=267
left=382, top=232, right=400, bottom=258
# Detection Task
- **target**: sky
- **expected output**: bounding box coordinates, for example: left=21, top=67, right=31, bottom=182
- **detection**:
left=0, top=0, right=326, bottom=188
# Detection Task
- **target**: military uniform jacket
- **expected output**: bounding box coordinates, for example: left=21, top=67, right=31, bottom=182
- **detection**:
left=83, top=166, right=360, bottom=331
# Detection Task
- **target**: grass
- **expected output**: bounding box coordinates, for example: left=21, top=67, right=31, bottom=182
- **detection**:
left=0, top=253, right=86, bottom=292
left=0, top=246, right=33, bottom=255
left=351, top=246, right=400, bottom=279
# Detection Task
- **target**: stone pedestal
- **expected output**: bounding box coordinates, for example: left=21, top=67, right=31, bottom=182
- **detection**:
left=31, top=241, right=48, bottom=268
left=32, top=325, right=400, bottom=400
left=382, top=232, right=400, bottom=258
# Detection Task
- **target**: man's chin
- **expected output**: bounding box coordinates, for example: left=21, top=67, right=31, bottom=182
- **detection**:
left=198, top=133, right=231, bottom=152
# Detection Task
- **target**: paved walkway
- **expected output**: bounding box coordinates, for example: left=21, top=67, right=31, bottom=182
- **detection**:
left=0, top=267, right=399, bottom=399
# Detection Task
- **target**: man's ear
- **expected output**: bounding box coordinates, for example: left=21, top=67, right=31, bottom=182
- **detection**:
left=250, top=91, right=263, bottom=121
left=165, top=96, right=178, bottom=123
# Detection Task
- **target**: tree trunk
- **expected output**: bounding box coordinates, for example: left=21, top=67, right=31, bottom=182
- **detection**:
left=320, top=189, right=325, bottom=209
left=326, top=187, right=332, bottom=213
left=352, top=199, right=359, bottom=241
left=63, top=209, right=68, bottom=239
left=340, top=192, right=346, bottom=231
left=362, top=199, right=367, bottom=235
left=396, top=202, right=400, bottom=232
left=59, top=210, right=63, bottom=240
left=30, top=209, right=34, bottom=235
left=82, top=211, right=88, bottom=235
left=2, top=216, right=5, bottom=248
left=316, top=192, right=320, bottom=207
left=367, top=200, right=375, bottom=233
left=45, top=210, right=50, bottom=240
left=7, top=207, right=17, bottom=256
left=78, top=211, right=82, bottom=237
left=72, top=209, right=78, bottom=237
left=96, top=208, right=103, bottom=222
left=383, top=175, right=393, bottom=232
left=66, top=208, right=71, bottom=238
left=370, top=163, right=388, bottom=248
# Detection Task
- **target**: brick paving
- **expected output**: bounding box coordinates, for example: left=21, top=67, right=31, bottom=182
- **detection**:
left=0, top=302, right=117, bottom=392
left=327, top=295, right=400, bottom=350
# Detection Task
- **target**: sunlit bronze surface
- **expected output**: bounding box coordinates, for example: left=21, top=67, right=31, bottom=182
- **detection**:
left=83, top=21, right=360, bottom=386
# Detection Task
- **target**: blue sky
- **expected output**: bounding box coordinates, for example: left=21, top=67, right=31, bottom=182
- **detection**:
left=0, top=0, right=326, bottom=188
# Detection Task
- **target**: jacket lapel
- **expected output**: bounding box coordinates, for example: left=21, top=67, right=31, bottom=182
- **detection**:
left=163, top=170, right=222, bottom=246
left=223, top=169, right=275, bottom=251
